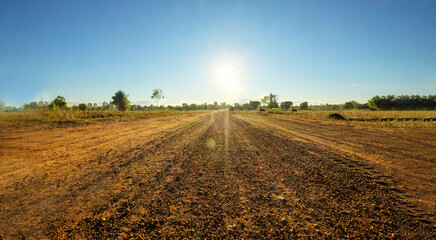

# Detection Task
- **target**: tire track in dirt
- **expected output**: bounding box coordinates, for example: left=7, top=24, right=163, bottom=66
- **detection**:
left=1, top=111, right=434, bottom=238
left=231, top=114, right=434, bottom=238
left=47, top=111, right=434, bottom=238
left=235, top=113, right=436, bottom=222
left=48, top=113, right=214, bottom=239
left=57, top=111, right=300, bottom=238
left=0, top=113, right=210, bottom=239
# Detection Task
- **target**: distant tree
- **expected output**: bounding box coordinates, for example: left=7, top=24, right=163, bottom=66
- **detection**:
left=341, top=101, right=354, bottom=110
left=234, top=103, right=242, bottom=110
left=22, top=101, right=38, bottom=110
left=220, top=102, right=228, bottom=109
left=249, top=101, right=261, bottom=110
left=204, top=101, right=217, bottom=110
left=0, top=99, right=5, bottom=112
left=307, top=104, right=327, bottom=110
left=29, top=101, right=38, bottom=109
left=38, top=101, right=49, bottom=109
left=151, top=89, right=164, bottom=107
left=50, top=95, right=67, bottom=110
left=5, top=106, right=19, bottom=112
left=300, top=102, right=309, bottom=110
left=102, top=101, right=109, bottom=110
left=241, top=103, right=252, bottom=110
left=261, top=96, right=269, bottom=106
left=71, top=105, right=78, bottom=111
left=181, top=103, right=188, bottom=111
left=327, top=104, right=340, bottom=110
left=280, top=101, right=293, bottom=110
left=198, top=103, right=206, bottom=110
left=108, top=103, right=116, bottom=111
left=350, top=101, right=369, bottom=109
left=130, top=104, right=142, bottom=111
left=189, top=103, right=198, bottom=110
left=78, top=103, right=88, bottom=111
left=368, top=95, right=394, bottom=110
left=368, top=94, right=436, bottom=110
left=267, top=93, right=279, bottom=108
left=111, top=90, right=130, bottom=111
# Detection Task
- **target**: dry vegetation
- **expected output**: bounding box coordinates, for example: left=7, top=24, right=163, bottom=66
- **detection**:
left=0, top=110, right=204, bottom=127
left=0, top=110, right=435, bottom=238
left=258, top=109, right=436, bottom=128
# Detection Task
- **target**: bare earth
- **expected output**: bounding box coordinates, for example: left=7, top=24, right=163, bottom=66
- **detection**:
left=0, top=111, right=435, bottom=239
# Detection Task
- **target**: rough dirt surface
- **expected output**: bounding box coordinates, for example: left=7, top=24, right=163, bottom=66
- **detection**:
left=0, top=111, right=435, bottom=239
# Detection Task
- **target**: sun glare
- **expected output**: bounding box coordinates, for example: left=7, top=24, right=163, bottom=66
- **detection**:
left=218, top=68, right=236, bottom=89
left=214, top=64, right=240, bottom=93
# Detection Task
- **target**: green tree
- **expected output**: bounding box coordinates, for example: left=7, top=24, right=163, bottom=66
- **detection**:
left=299, top=102, right=309, bottom=110
left=38, top=101, right=49, bottom=109
left=220, top=102, right=228, bottom=109
left=267, top=93, right=279, bottom=108
left=249, top=101, right=261, bottom=110
left=261, top=96, right=269, bottom=106
left=280, top=101, right=293, bottom=110
left=50, top=95, right=67, bottom=109
left=151, top=89, right=164, bottom=107
left=351, top=101, right=369, bottom=109
left=327, top=104, right=340, bottom=110
left=190, top=103, right=198, bottom=110
left=181, top=103, right=188, bottom=111
left=22, top=101, right=38, bottom=110
left=233, top=103, right=242, bottom=110
left=111, top=90, right=130, bottom=111
left=368, top=96, right=379, bottom=109
left=130, top=104, right=142, bottom=111
left=341, top=101, right=354, bottom=110
left=367, top=94, right=436, bottom=110
left=102, top=101, right=109, bottom=110
left=78, top=103, right=88, bottom=111
left=29, top=101, right=38, bottom=109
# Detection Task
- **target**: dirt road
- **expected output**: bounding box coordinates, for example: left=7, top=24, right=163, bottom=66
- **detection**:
left=0, top=111, right=434, bottom=238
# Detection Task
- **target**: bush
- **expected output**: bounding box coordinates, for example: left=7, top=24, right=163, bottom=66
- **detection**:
left=329, top=113, right=346, bottom=120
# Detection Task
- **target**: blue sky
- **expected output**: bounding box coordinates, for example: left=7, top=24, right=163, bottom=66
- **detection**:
left=1, top=0, right=435, bottom=106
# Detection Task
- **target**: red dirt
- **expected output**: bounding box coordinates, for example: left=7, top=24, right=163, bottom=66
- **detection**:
left=0, top=111, right=434, bottom=239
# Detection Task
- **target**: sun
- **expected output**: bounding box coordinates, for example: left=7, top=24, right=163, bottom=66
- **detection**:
left=214, top=65, right=240, bottom=92
left=218, top=67, right=236, bottom=89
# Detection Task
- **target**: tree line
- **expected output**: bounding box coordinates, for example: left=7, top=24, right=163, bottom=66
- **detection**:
left=368, top=95, right=436, bottom=110
left=1, top=93, right=435, bottom=113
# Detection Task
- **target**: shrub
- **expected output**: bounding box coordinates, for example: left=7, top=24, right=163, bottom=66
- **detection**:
left=329, top=113, right=346, bottom=120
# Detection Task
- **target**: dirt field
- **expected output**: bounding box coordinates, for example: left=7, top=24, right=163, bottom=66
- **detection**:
left=0, top=111, right=435, bottom=239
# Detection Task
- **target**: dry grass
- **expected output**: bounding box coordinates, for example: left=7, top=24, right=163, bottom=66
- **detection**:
left=0, top=110, right=204, bottom=127
left=236, top=109, right=436, bottom=128
left=269, top=109, right=436, bottom=118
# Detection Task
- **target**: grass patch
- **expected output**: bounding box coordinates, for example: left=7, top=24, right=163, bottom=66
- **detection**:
left=0, top=110, right=205, bottom=127
left=236, top=109, right=436, bottom=128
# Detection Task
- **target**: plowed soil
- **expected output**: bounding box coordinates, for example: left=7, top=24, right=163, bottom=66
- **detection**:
left=0, top=111, right=435, bottom=239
